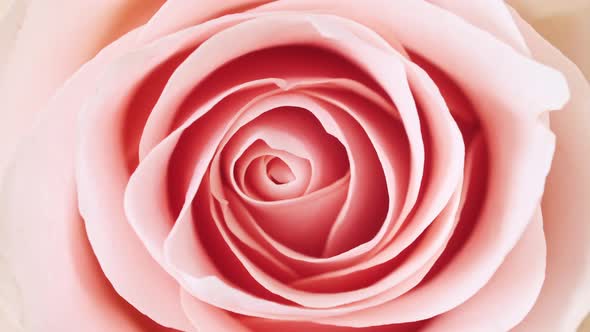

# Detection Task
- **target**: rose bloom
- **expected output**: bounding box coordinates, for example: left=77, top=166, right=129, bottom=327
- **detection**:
left=0, top=1, right=589, bottom=332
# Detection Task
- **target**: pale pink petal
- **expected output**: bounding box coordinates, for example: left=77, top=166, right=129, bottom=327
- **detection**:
left=428, top=0, right=528, bottom=53
left=75, top=33, right=208, bottom=331
left=0, top=31, right=172, bottom=332
left=423, top=209, right=546, bottom=331
left=146, top=11, right=421, bottom=274
left=139, top=0, right=273, bottom=43
left=511, top=9, right=590, bottom=331
left=292, top=60, right=464, bottom=286
left=162, top=14, right=458, bottom=324
left=123, top=83, right=277, bottom=266
left=218, top=94, right=387, bottom=255
left=0, top=0, right=163, bottom=172
left=223, top=107, right=348, bottom=200
left=217, top=79, right=403, bottom=278
left=241, top=317, right=425, bottom=332
left=233, top=141, right=312, bottom=201
left=180, top=291, right=252, bottom=332
left=253, top=1, right=568, bottom=111
left=138, top=16, right=384, bottom=159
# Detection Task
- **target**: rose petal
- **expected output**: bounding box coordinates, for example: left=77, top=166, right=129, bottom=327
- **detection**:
left=0, top=30, right=175, bottom=331
left=123, top=81, right=277, bottom=266
left=511, top=9, right=590, bottom=331
left=234, top=141, right=312, bottom=201
left=215, top=100, right=353, bottom=256
left=163, top=14, right=460, bottom=325
left=292, top=60, right=464, bottom=287
left=0, top=0, right=163, bottom=172
left=139, top=0, right=273, bottom=43
left=221, top=77, right=407, bottom=272
left=76, top=32, right=216, bottom=330
left=180, top=291, right=252, bottom=332
left=248, top=1, right=568, bottom=325
left=270, top=0, right=569, bottom=295
left=241, top=317, right=424, bottom=332
left=423, top=209, right=546, bottom=331
left=428, top=0, right=528, bottom=54
left=143, top=12, right=420, bottom=275
left=224, top=107, right=348, bottom=200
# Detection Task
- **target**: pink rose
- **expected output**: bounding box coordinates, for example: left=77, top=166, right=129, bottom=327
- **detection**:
left=1, top=1, right=589, bottom=331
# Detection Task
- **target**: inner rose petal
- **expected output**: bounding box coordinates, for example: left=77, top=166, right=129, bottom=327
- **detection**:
left=158, top=16, right=430, bottom=312
left=293, top=134, right=478, bottom=295
left=124, top=82, right=278, bottom=266
left=139, top=43, right=386, bottom=160
left=126, top=33, right=408, bottom=274
left=168, top=76, right=462, bottom=326
left=225, top=106, right=349, bottom=202
left=162, top=88, right=400, bottom=314
left=248, top=8, right=567, bottom=319
left=287, top=61, right=464, bottom=292
left=236, top=141, right=312, bottom=201
left=176, top=88, right=435, bottom=311
left=129, top=13, right=422, bottom=278
left=171, top=165, right=464, bottom=320
left=266, top=157, right=295, bottom=184
left=141, top=13, right=446, bottom=325
left=136, top=19, right=412, bottom=276
left=210, top=80, right=407, bottom=281
left=210, top=98, right=371, bottom=259
left=227, top=79, right=414, bottom=279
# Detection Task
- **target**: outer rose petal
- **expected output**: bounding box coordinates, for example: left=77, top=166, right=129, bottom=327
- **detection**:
left=0, top=55, right=170, bottom=332
left=429, top=0, right=528, bottom=53
left=422, top=210, right=546, bottom=331
left=510, top=9, right=590, bottom=331
left=139, top=0, right=274, bottom=42
left=0, top=25, right=188, bottom=332
left=517, top=5, right=590, bottom=80
left=508, top=0, right=590, bottom=19
left=0, top=0, right=164, bottom=173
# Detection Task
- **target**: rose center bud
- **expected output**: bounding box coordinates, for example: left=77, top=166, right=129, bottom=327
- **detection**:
left=266, top=157, right=295, bottom=185
left=218, top=106, right=354, bottom=257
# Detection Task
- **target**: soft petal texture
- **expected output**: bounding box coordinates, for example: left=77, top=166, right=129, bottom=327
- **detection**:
left=517, top=4, right=590, bottom=80
left=429, top=0, right=528, bottom=53
left=75, top=31, right=202, bottom=331
left=1, top=25, right=190, bottom=331
left=253, top=0, right=568, bottom=325
left=0, top=34, right=173, bottom=331
left=0, top=0, right=164, bottom=173
left=510, top=9, right=590, bottom=331
left=139, top=0, right=273, bottom=42
left=509, top=0, right=590, bottom=19
left=1, top=1, right=586, bottom=331
left=423, top=210, right=546, bottom=331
